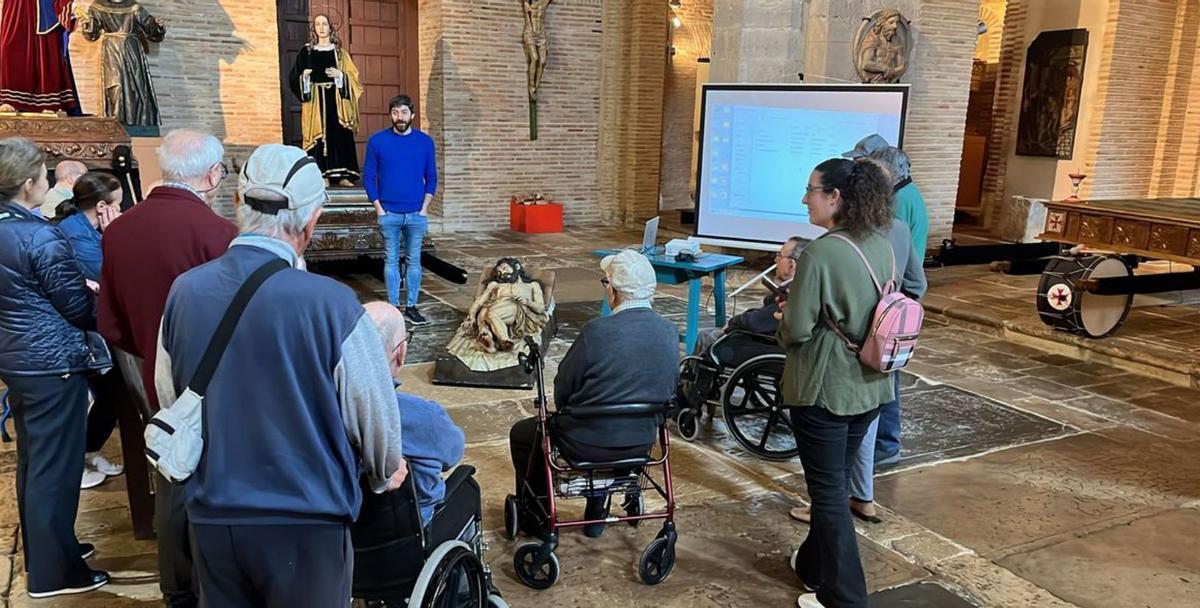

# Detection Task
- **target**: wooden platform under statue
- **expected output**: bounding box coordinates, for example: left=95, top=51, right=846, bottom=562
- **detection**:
left=0, top=114, right=133, bottom=169
left=1038, top=197, right=1200, bottom=265
left=309, top=188, right=385, bottom=262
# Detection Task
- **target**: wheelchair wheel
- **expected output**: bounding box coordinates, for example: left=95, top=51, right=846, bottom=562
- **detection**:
left=487, top=594, right=509, bottom=608
left=675, top=407, right=701, bottom=441
left=513, top=543, right=559, bottom=590
left=408, top=541, right=487, bottom=608
left=721, top=355, right=797, bottom=461
left=638, top=536, right=677, bottom=585
left=503, top=495, right=519, bottom=541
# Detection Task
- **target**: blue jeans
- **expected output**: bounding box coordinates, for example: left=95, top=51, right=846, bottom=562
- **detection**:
left=849, top=416, right=879, bottom=503
left=874, top=373, right=902, bottom=459
left=378, top=211, right=427, bottom=307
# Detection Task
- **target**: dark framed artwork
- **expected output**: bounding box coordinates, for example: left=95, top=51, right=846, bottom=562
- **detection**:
left=1016, top=29, right=1088, bottom=158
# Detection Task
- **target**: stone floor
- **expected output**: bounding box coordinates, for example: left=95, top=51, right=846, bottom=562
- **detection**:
left=1, top=226, right=1198, bottom=607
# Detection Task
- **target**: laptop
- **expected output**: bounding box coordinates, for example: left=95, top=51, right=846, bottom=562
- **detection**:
left=640, top=216, right=660, bottom=255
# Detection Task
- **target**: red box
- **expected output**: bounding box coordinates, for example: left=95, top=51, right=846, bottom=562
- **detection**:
left=509, top=201, right=563, bottom=233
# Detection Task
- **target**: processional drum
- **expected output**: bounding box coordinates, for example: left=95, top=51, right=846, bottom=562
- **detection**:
left=1036, top=254, right=1133, bottom=338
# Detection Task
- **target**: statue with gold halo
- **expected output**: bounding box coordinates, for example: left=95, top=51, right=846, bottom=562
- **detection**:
left=289, top=13, right=363, bottom=186
left=447, top=258, right=549, bottom=372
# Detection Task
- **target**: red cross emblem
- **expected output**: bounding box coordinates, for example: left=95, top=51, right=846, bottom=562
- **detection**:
left=1047, top=283, right=1073, bottom=311
left=1048, top=212, right=1065, bottom=233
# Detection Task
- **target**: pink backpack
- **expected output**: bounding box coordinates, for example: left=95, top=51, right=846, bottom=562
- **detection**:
left=823, top=233, right=924, bottom=373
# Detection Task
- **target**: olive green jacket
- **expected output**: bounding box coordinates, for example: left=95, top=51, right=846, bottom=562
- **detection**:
left=776, top=228, right=895, bottom=415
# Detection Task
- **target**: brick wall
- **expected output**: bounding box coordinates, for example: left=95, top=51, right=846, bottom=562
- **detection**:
left=980, top=0, right=1027, bottom=225
left=422, top=0, right=610, bottom=230
left=1085, top=0, right=1180, bottom=200
left=597, top=0, right=669, bottom=224
left=660, top=0, right=713, bottom=213
left=1149, top=0, right=1200, bottom=197
left=710, top=0, right=979, bottom=248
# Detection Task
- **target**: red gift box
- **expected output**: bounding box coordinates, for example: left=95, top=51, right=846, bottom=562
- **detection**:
left=509, top=199, right=563, bottom=233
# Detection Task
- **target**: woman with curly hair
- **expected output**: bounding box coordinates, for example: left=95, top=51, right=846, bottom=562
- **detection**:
left=778, top=157, right=898, bottom=608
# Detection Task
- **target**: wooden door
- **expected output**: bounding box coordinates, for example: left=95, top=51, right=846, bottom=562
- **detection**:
left=276, top=0, right=420, bottom=162
left=277, top=0, right=311, bottom=150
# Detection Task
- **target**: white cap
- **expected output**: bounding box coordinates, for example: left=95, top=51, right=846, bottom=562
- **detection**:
left=238, top=144, right=328, bottom=215
left=601, top=249, right=656, bottom=301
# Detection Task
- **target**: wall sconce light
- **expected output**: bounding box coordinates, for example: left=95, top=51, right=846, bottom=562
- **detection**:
left=672, top=15, right=682, bottom=28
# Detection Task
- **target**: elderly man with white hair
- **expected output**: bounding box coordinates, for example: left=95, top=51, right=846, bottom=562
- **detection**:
left=96, top=128, right=237, bottom=608
left=39, top=159, right=87, bottom=218
left=508, top=249, right=680, bottom=538
left=154, top=144, right=406, bottom=606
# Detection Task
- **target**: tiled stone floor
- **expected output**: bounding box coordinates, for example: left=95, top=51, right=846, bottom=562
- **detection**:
left=1, top=226, right=1198, bottom=607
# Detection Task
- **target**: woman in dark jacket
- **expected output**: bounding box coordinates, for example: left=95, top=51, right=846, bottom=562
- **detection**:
left=53, top=171, right=123, bottom=282
left=53, top=171, right=127, bottom=485
left=0, top=138, right=110, bottom=598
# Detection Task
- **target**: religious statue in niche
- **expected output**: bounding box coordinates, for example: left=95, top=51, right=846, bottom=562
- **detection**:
left=1016, top=29, right=1088, bottom=159
left=80, top=0, right=167, bottom=130
left=0, top=0, right=82, bottom=114
left=853, top=8, right=912, bottom=84
left=289, top=13, right=363, bottom=187
left=522, top=0, right=553, bottom=140
left=447, top=258, right=549, bottom=372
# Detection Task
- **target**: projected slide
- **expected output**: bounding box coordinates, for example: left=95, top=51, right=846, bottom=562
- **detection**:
left=696, top=85, right=907, bottom=245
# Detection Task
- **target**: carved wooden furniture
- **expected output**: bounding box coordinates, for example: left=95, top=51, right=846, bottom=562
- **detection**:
left=1039, top=198, right=1200, bottom=265
left=0, top=114, right=132, bottom=170
left=309, top=189, right=385, bottom=261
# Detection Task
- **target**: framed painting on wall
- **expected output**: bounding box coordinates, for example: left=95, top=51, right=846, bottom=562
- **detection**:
left=1015, top=28, right=1088, bottom=159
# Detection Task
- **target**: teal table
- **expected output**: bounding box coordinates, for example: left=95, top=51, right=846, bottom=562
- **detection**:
left=591, top=250, right=745, bottom=353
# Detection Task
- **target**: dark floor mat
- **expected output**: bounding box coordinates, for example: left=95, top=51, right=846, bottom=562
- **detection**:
left=869, top=582, right=980, bottom=607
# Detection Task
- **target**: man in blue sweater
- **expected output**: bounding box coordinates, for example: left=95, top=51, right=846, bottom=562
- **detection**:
left=155, top=145, right=407, bottom=607
left=363, top=94, right=438, bottom=326
left=364, top=302, right=465, bottom=525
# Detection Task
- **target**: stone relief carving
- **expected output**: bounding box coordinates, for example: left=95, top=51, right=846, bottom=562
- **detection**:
left=853, top=9, right=913, bottom=84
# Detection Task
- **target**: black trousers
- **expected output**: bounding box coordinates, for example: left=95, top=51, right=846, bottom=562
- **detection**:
left=789, top=405, right=879, bottom=608
left=156, top=472, right=198, bottom=607
left=190, top=523, right=352, bottom=608
left=84, top=366, right=126, bottom=454
left=1, top=372, right=91, bottom=592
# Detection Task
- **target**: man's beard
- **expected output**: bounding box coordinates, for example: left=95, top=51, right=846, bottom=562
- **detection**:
left=393, top=119, right=410, bottom=132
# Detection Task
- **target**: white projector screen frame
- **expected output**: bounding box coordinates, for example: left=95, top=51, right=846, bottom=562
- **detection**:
left=693, top=83, right=910, bottom=249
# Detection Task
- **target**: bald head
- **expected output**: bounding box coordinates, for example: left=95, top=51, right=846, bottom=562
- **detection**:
left=365, top=302, right=407, bottom=377
left=54, top=160, right=86, bottom=188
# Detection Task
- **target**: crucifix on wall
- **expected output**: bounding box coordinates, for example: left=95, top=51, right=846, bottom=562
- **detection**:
left=522, top=0, right=552, bottom=140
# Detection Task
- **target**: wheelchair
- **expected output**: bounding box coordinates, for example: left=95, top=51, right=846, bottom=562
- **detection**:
left=352, top=462, right=507, bottom=607
left=674, top=330, right=796, bottom=461
left=502, top=337, right=679, bottom=589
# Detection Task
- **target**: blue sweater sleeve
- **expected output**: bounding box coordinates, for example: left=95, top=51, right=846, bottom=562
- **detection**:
left=423, top=138, right=438, bottom=197
left=363, top=137, right=380, bottom=203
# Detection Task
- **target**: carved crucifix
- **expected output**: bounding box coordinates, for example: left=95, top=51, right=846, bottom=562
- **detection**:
left=522, top=0, right=552, bottom=140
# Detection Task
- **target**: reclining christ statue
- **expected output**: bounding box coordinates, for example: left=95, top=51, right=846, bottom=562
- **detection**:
left=447, top=258, right=549, bottom=372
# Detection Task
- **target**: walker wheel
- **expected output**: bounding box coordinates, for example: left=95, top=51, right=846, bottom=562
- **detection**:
left=676, top=408, right=701, bottom=441
left=638, top=536, right=676, bottom=585
left=513, top=544, right=559, bottom=590
left=503, top=495, right=519, bottom=540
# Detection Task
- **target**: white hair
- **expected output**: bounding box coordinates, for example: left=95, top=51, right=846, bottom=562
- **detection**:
left=868, top=146, right=912, bottom=185
left=236, top=190, right=323, bottom=239
left=158, top=129, right=224, bottom=180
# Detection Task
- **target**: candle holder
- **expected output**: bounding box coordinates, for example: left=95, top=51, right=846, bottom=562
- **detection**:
left=1067, top=172, right=1087, bottom=202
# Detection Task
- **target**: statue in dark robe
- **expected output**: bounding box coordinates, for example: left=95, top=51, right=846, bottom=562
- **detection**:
left=80, top=0, right=166, bottom=128
left=0, top=0, right=81, bottom=114
left=289, top=14, right=363, bottom=187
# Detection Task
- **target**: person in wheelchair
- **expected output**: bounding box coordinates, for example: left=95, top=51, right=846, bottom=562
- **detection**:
left=508, top=250, right=679, bottom=538
left=693, top=236, right=806, bottom=366
left=365, top=302, right=466, bottom=526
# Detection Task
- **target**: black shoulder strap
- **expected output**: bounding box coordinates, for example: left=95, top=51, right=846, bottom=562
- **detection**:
left=188, top=258, right=290, bottom=396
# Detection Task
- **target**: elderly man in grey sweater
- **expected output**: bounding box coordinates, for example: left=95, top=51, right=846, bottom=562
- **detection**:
left=509, top=249, right=679, bottom=538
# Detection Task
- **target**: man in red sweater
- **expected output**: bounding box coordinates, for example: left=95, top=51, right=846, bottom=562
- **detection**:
left=97, top=128, right=236, bottom=608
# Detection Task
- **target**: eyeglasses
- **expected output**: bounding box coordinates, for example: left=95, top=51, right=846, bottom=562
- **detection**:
left=600, top=277, right=610, bottom=288
left=804, top=185, right=833, bottom=194
left=393, top=329, right=414, bottom=355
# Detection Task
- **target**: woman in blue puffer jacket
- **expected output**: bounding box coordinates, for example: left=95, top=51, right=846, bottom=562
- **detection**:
left=0, top=137, right=111, bottom=599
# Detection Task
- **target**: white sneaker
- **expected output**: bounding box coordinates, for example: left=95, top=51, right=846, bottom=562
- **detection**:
left=797, top=594, right=824, bottom=608
left=80, top=468, right=106, bottom=489
left=86, top=452, right=124, bottom=477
